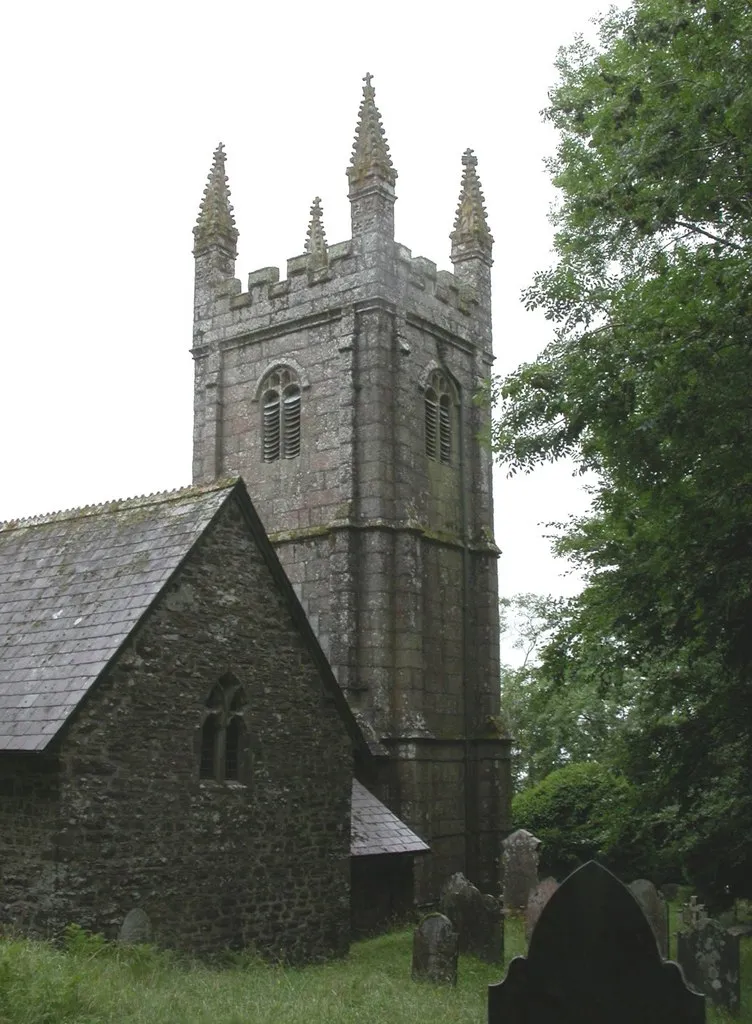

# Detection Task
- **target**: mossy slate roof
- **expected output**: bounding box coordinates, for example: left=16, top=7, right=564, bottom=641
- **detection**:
left=351, top=779, right=429, bottom=857
left=0, top=481, right=235, bottom=752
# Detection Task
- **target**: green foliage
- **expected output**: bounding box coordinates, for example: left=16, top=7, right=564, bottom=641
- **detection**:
left=0, top=926, right=527, bottom=1024
left=500, top=594, right=637, bottom=789
left=491, top=0, right=752, bottom=902
left=0, top=922, right=747, bottom=1023
left=511, top=761, right=648, bottom=879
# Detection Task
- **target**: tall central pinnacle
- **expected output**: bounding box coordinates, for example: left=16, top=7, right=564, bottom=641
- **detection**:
left=347, top=73, right=397, bottom=191
left=450, top=149, right=493, bottom=261
left=193, top=143, right=239, bottom=256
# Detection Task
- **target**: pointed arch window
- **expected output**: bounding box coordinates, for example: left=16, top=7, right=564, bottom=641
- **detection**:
left=261, top=368, right=301, bottom=462
left=425, top=372, right=454, bottom=465
left=198, top=675, right=249, bottom=783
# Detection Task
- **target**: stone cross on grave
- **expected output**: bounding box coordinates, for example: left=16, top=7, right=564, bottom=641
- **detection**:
left=681, top=896, right=708, bottom=930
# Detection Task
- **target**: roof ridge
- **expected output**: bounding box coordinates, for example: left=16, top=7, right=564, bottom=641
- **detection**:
left=0, top=478, right=240, bottom=532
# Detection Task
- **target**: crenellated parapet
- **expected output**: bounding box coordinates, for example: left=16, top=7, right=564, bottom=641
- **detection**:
left=192, top=77, right=493, bottom=354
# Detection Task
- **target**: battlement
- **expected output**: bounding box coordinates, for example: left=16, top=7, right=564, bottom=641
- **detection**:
left=195, top=236, right=484, bottom=352
left=193, top=76, right=493, bottom=351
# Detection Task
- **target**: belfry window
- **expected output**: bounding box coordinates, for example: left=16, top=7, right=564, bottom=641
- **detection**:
left=425, top=373, right=454, bottom=465
left=261, top=368, right=301, bottom=462
left=198, top=676, right=249, bottom=783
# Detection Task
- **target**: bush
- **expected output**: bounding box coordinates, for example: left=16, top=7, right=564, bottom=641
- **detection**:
left=511, top=761, right=650, bottom=881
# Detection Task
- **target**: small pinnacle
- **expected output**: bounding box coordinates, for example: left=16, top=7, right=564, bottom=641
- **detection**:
left=193, top=143, right=239, bottom=254
left=305, top=197, right=329, bottom=271
left=348, top=73, right=397, bottom=190
left=451, top=148, right=493, bottom=256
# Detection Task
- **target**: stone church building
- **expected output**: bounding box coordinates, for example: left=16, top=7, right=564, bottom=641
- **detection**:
left=0, top=76, right=510, bottom=957
left=192, top=74, right=511, bottom=898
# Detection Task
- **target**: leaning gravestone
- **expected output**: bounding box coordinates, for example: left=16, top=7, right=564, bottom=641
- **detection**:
left=411, top=913, right=458, bottom=985
left=677, top=917, right=740, bottom=1017
left=440, top=872, right=503, bottom=964
left=525, top=877, right=559, bottom=944
left=118, top=908, right=152, bottom=944
left=489, top=861, right=705, bottom=1024
left=502, top=829, right=541, bottom=912
left=629, top=879, right=669, bottom=959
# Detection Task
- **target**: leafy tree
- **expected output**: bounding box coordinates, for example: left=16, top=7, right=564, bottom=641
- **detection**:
left=499, top=595, right=636, bottom=789
left=511, top=762, right=650, bottom=881
left=492, top=0, right=752, bottom=901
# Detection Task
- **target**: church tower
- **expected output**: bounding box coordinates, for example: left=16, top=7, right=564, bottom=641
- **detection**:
left=191, top=77, right=511, bottom=898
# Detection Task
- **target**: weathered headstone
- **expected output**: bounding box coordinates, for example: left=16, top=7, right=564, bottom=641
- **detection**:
left=524, top=877, right=559, bottom=944
left=411, top=913, right=458, bottom=985
left=682, top=896, right=708, bottom=931
left=489, top=861, right=705, bottom=1024
left=440, top=872, right=503, bottom=963
left=501, top=829, right=541, bottom=912
left=118, top=908, right=152, bottom=944
left=629, top=879, right=669, bottom=959
left=677, top=917, right=740, bottom=1016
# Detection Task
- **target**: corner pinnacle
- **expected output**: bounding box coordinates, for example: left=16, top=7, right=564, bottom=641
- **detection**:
left=450, top=149, right=493, bottom=259
left=347, top=73, right=397, bottom=190
left=305, top=197, right=329, bottom=271
left=193, top=143, right=239, bottom=255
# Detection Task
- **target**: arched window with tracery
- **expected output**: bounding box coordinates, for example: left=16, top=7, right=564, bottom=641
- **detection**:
left=425, top=372, right=454, bottom=465
left=198, top=675, right=249, bottom=783
left=261, top=368, right=301, bottom=462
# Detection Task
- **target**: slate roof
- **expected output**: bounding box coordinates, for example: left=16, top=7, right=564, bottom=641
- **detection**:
left=351, top=779, right=429, bottom=857
left=0, top=481, right=235, bottom=752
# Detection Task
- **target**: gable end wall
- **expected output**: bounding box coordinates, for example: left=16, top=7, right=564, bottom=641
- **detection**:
left=0, top=497, right=352, bottom=961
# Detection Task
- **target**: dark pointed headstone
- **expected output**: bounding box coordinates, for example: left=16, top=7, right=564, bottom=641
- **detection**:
left=629, top=879, right=669, bottom=959
left=489, top=861, right=705, bottom=1024
left=411, top=913, right=458, bottom=986
left=441, top=872, right=503, bottom=963
left=677, top=917, right=740, bottom=1016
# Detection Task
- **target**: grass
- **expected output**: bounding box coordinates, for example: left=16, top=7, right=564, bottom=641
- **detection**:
left=0, top=914, right=748, bottom=1023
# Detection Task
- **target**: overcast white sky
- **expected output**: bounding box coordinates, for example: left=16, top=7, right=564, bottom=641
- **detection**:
left=0, top=0, right=627, bottom=635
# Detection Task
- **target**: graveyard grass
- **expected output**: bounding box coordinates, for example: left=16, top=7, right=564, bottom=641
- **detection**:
left=0, top=914, right=749, bottom=1024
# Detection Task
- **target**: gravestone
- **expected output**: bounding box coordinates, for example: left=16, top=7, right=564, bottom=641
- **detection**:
left=440, top=872, right=503, bottom=964
left=489, top=861, right=705, bottom=1024
left=629, top=879, right=669, bottom=959
left=525, top=877, right=559, bottom=944
left=411, top=913, right=458, bottom=986
left=677, top=917, right=740, bottom=1017
left=118, top=908, right=152, bottom=944
left=502, top=829, right=541, bottom=911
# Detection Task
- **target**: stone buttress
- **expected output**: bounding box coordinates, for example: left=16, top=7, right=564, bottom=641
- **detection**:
left=191, top=76, right=511, bottom=898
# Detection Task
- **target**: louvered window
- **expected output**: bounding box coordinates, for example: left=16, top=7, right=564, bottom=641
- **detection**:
left=261, top=369, right=302, bottom=462
left=198, top=677, right=249, bottom=784
left=439, top=395, right=451, bottom=464
left=263, top=390, right=281, bottom=462
left=283, top=385, right=301, bottom=458
left=425, top=373, right=454, bottom=465
left=425, top=388, right=438, bottom=460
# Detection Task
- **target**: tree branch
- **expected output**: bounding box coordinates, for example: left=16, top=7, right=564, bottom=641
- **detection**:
left=674, top=221, right=746, bottom=252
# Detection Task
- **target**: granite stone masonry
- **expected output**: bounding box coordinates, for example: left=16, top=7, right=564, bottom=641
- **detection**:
left=412, top=913, right=459, bottom=985
left=0, top=480, right=366, bottom=961
left=628, top=878, right=669, bottom=959
left=191, top=75, right=512, bottom=900
left=440, top=872, right=503, bottom=964
left=501, top=829, right=541, bottom=912
left=677, top=917, right=741, bottom=1016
